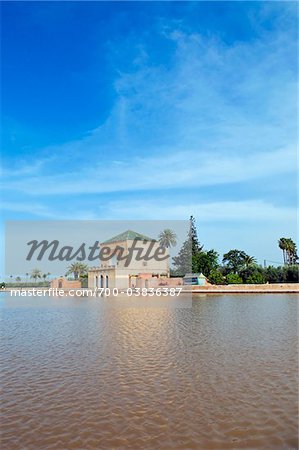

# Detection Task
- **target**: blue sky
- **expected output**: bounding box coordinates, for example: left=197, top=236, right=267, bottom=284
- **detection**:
left=1, top=1, right=297, bottom=265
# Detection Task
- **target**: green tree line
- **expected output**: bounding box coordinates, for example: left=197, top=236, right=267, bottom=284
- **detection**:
left=170, top=216, right=298, bottom=284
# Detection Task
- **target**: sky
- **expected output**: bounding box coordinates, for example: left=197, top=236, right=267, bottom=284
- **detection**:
left=1, top=1, right=298, bottom=269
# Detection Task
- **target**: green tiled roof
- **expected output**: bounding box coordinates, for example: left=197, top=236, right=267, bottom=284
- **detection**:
left=103, top=230, right=156, bottom=244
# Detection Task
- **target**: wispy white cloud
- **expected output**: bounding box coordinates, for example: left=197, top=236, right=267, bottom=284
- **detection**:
left=1, top=146, right=295, bottom=195
left=2, top=8, right=297, bottom=263
left=1, top=157, right=53, bottom=178
left=104, top=198, right=296, bottom=223
left=3, top=20, right=296, bottom=177
left=1, top=201, right=52, bottom=217
left=1, top=201, right=99, bottom=220
left=2, top=196, right=296, bottom=226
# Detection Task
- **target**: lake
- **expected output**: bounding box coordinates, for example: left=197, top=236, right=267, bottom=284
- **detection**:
left=0, top=293, right=298, bottom=449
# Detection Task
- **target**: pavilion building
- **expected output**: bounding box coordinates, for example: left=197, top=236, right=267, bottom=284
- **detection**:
left=88, top=230, right=169, bottom=289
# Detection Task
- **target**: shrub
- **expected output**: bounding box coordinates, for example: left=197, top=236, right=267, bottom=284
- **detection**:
left=264, top=266, right=284, bottom=283
left=246, top=271, right=265, bottom=284
left=209, top=269, right=226, bottom=285
left=263, top=265, right=298, bottom=283
left=226, top=273, right=243, bottom=284
left=283, top=265, right=299, bottom=283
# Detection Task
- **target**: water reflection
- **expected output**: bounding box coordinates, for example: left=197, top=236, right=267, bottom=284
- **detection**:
left=1, top=294, right=298, bottom=449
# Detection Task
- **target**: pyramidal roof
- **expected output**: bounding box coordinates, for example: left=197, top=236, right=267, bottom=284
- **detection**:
left=103, top=230, right=156, bottom=244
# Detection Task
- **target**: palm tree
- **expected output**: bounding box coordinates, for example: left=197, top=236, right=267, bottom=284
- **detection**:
left=285, top=239, right=298, bottom=265
left=278, top=238, right=288, bottom=265
left=290, top=242, right=298, bottom=265
left=279, top=238, right=298, bottom=265
left=158, top=229, right=177, bottom=277
left=65, top=262, right=89, bottom=280
left=30, top=268, right=42, bottom=284
left=243, top=255, right=257, bottom=269
left=158, top=229, right=177, bottom=249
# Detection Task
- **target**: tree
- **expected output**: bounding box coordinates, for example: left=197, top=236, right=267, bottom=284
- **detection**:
left=246, top=271, right=265, bottom=284
left=285, top=239, right=298, bottom=265
left=264, top=266, right=283, bottom=283
left=243, top=255, right=257, bottom=269
left=158, top=229, right=177, bottom=249
left=226, top=273, right=243, bottom=284
left=172, top=238, right=192, bottom=276
left=240, top=263, right=264, bottom=283
left=278, top=238, right=298, bottom=265
left=278, top=238, right=287, bottom=265
left=65, top=262, right=89, bottom=280
left=263, top=265, right=297, bottom=283
left=173, top=216, right=204, bottom=275
left=283, top=265, right=299, bottom=282
left=209, top=269, right=225, bottom=285
left=30, top=268, right=42, bottom=283
left=193, top=250, right=219, bottom=277
left=158, top=229, right=177, bottom=277
left=189, top=215, right=203, bottom=254
left=222, top=250, right=248, bottom=274
left=15, top=276, right=21, bottom=283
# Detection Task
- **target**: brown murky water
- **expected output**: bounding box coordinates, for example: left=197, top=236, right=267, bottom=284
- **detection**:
left=1, top=293, right=298, bottom=449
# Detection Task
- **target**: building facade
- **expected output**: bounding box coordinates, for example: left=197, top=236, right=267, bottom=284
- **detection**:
left=50, top=277, right=82, bottom=290
left=88, top=230, right=169, bottom=289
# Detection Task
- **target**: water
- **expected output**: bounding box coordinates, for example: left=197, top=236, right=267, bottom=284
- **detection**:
left=1, top=293, right=298, bottom=449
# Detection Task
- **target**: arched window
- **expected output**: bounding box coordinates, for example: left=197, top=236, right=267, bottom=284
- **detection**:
left=106, top=275, right=109, bottom=288
left=101, top=275, right=104, bottom=288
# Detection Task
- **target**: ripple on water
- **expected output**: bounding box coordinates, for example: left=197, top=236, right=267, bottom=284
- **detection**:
left=0, top=294, right=298, bottom=449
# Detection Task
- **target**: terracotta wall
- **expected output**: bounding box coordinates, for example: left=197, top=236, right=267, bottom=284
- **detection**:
left=136, top=277, right=183, bottom=288
left=191, top=283, right=299, bottom=292
left=50, top=278, right=81, bottom=289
